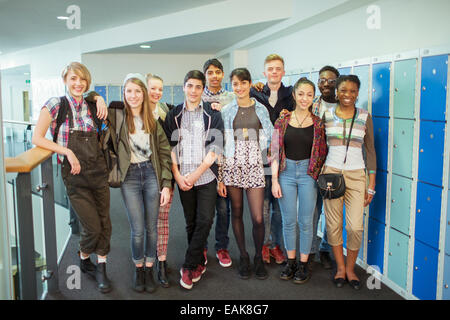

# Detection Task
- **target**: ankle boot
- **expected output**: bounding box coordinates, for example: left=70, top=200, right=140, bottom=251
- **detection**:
left=133, top=266, right=145, bottom=292
left=158, top=261, right=170, bottom=288
left=280, top=258, right=297, bottom=280
left=79, top=254, right=96, bottom=278
left=145, top=266, right=157, bottom=293
left=95, top=262, right=112, bottom=293
left=254, top=255, right=268, bottom=280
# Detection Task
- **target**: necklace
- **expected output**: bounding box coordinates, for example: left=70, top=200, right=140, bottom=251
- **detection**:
left=293, top=110, right=309, bottom=128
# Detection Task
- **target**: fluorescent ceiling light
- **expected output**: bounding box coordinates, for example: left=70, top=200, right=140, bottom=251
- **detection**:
left=57, top=16, right=69, bottom=20
left=140, top=45, right=151, bottom=49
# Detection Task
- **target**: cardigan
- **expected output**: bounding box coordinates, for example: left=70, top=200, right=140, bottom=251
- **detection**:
left=269, top=109, right=327, bottom=180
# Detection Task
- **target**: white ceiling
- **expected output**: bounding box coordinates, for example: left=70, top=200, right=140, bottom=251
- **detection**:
left=0, top=0, right=225, bottom=55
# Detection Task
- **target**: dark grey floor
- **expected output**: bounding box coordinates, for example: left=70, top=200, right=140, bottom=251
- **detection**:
left=46, top=188, right=403, bottom=301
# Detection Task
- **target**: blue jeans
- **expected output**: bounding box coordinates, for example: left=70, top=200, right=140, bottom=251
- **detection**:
left=214, top=195, right=231, bottom=251
left=311, top=193, right=331, bottom=254
left=278, top=159, right=317, bottom=255
left=120, top=161, right=160, bottom=265
left=263, top=176, right=283, bottom=248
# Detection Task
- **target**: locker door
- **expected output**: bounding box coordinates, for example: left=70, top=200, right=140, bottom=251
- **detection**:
left=367, top=217, right=385, bottom=273
left=161, top=85, right=172, bottom=104
left=420, top=55, right=448, bottom=122
left=443, top=254, right=450, bottom=300
left=415, top=182, right=442, bottom=249
left=173, top=85, right=184, bottom=105
left=387, top=228, right=409, bottom=289
left=392, top=119, right=415, bottom=178
left=369, top=170, right=387, bottom=223
left=310, top=72, right=319, bottom=88
left=418, top=121, right=446, bottom=187
left=372, top=116, right=390, bottom=172
left=393, top=59, right=417, bottom=119
left=338, top=67, right=352, bottom=75
left=107, top=85, right=121, bottom=104
left=446, top=190, right=450, bottom=255
left=353, top=65, right=370, bottom=111
left=300, top=72, right=310, bottom=79
left=390, top=174, right=413, bottom=235
left=413, top=240, right=439, bottom=300
left=94, top=85, right=107, bottom=105
left=372, top=62, right=391, bottom=117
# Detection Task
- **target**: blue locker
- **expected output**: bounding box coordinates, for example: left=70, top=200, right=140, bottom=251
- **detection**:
left=352, top=65, right=370, bottom=111
left=94, top=86, right=107, bottom=105
left=172, top=85, right=185, bottom=105
left=392, top=118, right=415, bottom=178
left=443, top=254, right=450, bottom=300
left=310, top=72, right=319, bottom=89
left=413, top=240, right=439, bottom=300
left=107, top=85, right=121, bottom=104
left=367, top=217, right=385, bottom=274
left=338, top=67, right=352, bottom=75
left=420, top=55, right=448, bottom=122
left=372, top=116, right=389, bottom=172
left=446, top=190, right=450, bottom=255
left=415, top=182, right=442, bottom=249
left=369, top=170, right=387, bottom=223
left=300, top=72, right=309, bottom=80
left=418, top=120, right=446, bottom=187
left=387, top=228, right=409, bottom=289
left=390, top=174, right=413, bottom=235
left=161, top=85, right=172, bottom=104
left=372, top=62, right=391, bottom=117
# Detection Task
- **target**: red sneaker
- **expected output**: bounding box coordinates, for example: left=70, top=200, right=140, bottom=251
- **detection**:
left=179, top=268, right=193, bottom=290
left=192, top=264, right=206, bottom=283
left=262, top=244, right=271, bottom=264
left=216, top=249, right=232, bottom=267
left=203, top=248, right=208, bottom=265
left=270, top=245, right=287, bottom=264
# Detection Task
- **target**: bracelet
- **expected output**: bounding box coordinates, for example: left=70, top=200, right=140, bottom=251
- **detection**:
left=368, top=188, right=376, bottom=195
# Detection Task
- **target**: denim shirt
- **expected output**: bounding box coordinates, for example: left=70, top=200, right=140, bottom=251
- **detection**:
left=221, top=98, right=274, bottom=158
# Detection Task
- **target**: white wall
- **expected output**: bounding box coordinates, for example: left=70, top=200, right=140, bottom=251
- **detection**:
left=1, top=73, right=31, bottom=121
left=82, top=53, right=215, bottom=85
left=245, top=0, right=450, bottom=76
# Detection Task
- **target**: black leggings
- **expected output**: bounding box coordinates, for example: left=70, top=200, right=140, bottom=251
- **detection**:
left=227, top=186, right=265, bottom=258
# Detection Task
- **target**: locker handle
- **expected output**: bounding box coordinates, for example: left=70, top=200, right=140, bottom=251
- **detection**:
left=445, top=285, right=449, bottom=289
left=417, top=209, right=421, bottom=213
left=394, top=144, right=398, bottom=148
left=392, top=199, right=395, bottom=203
left=415, top=266, right=418, bottom=270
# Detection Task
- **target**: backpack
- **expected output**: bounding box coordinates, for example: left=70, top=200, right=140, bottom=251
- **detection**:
left=53, top=96, right=103, bottom=143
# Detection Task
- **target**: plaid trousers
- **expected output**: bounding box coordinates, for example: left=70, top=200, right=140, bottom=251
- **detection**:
left=157, top=188, right=173, bottom=257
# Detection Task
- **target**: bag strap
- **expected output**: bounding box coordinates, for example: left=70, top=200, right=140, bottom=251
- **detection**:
left=53, top=96, right=74, bottom=143
left=343, top=108, right=357, bottom=164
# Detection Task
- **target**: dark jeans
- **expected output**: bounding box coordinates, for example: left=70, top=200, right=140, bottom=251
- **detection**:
left=178, top=180, right=217, bottom=270
left=263, top=176, right=283, bottom=248
left=206, top=195, right=231, bottom=251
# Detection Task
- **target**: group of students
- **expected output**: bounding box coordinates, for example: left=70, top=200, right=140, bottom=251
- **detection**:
left=32, top=53, right=376, bottom=294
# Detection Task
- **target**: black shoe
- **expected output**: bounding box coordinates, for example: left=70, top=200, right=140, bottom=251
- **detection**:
left=280, top=259, right=297, bottom=280
left=254, top=256, right=268, bottom=280
left=307, top=253, right=315, bottom=271
left=158, top=260, right=170, bottom=288
left=145, top=266, right=157, bottom=293
left=347, top=278, right=361, bottom=290
left=238, top=255, right=251, bottom=279
left=95, top=262, right=112, bottom=293
left=79, top=256, right=97, bottom=278
left=320, top=251, right=333, bottom=270
left=333, top=276, right=346, bottom=288
left=293, top=262, right=311, bottom=284
left=133, top=266, right=145, bottom=293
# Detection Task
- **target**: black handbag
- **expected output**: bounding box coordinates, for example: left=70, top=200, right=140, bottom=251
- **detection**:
left=318, top=109, right=356, bottom=199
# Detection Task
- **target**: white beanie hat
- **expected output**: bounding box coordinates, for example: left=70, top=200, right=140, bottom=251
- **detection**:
left=123, top=73, right=147, bottom=89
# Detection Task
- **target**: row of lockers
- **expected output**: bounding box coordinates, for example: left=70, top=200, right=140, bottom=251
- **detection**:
left=93, top=84, right=185, bottom=106
left=302, top=51, right=449, bottom=300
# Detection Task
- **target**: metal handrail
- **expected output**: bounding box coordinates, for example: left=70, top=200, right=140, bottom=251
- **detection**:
left=3, top=120, right=36, bottom=126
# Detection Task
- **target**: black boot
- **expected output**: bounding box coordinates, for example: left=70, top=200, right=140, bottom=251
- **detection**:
left=254, top=255, right=268, bottom=280
left=145, top=266, right=157, bottom=293
left=293, top=261, right=311, bottom=284
left=319, top=251, right=333, bottom=270
left=79, top=254, right=96, bottom=278
left=95, top=262, right=112, bottom=293
left=158, top=260, right=170, bottom=288
left=238, top=255, right=251, bottom=279
left=280, top=258, right=297, bottom=280
left=133, top=266, right=145, bottom=292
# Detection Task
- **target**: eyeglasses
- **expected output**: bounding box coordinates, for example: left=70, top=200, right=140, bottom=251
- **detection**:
left=318, top=78, right=337, bottom=86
